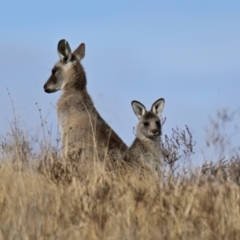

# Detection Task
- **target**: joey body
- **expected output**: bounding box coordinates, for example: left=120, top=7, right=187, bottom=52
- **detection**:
left=126, top=98, right=165, bottom=174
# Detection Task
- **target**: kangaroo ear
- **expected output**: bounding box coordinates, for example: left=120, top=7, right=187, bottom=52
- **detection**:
left=73, top=43, right=85, bottom=61
left=131, top=101, right=146, bottom=119
left=58, top=39, right=72, bottom=62
left=151, top=98, right=165, bottom=116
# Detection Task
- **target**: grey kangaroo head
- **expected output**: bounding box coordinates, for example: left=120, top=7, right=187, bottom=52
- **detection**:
left=44, top=39, right=86, bottom=93
left=132, top=98, right=165, bottom=139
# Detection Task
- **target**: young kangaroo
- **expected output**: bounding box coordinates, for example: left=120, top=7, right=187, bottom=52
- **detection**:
left=126, top=98, right=165, bottom=174
left=43, top=39, right=127, bottom=159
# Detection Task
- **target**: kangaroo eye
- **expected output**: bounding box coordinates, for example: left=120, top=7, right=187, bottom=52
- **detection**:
left=143, top=122, right=149, bottom=127
left=156, top=120, right=160, bottom=126
left=52, top=69, right=57, bottom=75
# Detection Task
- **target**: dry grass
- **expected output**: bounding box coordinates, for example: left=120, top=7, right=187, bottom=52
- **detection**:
left=0, top=108, right=240, bottom=239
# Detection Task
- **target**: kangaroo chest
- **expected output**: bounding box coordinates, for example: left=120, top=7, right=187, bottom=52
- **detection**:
left=57, top=95, right=97, bottom=141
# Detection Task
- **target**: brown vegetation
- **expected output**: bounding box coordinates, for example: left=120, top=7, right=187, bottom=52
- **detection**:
left=0, top=108, right=240, bottom=239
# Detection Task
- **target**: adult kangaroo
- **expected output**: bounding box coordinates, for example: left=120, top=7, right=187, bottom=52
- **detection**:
left=44, top=39, right=127, bottom=159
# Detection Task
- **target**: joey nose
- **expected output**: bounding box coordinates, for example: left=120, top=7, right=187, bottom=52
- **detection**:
left=152, top=129, right=159, bottom=135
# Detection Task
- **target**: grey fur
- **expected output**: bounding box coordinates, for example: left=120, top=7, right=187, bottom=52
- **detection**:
left=43, top=39, right=128, bottom=159
left=126, top=98, right=165, bottom=174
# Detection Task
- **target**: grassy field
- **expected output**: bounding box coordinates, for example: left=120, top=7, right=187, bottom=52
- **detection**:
left=0, top=110, right=240, bottom=240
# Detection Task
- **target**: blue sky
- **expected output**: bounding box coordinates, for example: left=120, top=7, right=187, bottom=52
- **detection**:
left=0, top=1, right=240, bottom=160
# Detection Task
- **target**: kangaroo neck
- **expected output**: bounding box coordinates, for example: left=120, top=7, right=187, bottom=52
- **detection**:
left=62, top=62, right=87, bottom=92
left=62, top=86, right=87, bottom=96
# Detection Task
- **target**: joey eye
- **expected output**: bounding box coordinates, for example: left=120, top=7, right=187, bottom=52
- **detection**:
left=156, top=120, right=160, bottom=126
left=143, top=122, right=149, bottom=127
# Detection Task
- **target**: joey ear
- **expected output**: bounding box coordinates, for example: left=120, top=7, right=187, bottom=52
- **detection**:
left=131, top=101, right=146, bottom=119
left=73, top=43, right=85, bottom=61
left=151, top=98, right=165, bottom=116
left=57, top=39, right=72, bottom=62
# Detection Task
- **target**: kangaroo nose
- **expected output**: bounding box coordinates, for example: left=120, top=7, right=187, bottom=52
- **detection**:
left=44, top=84, right=51, bottom=93
left=43, top=84, right=48, bottom=92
